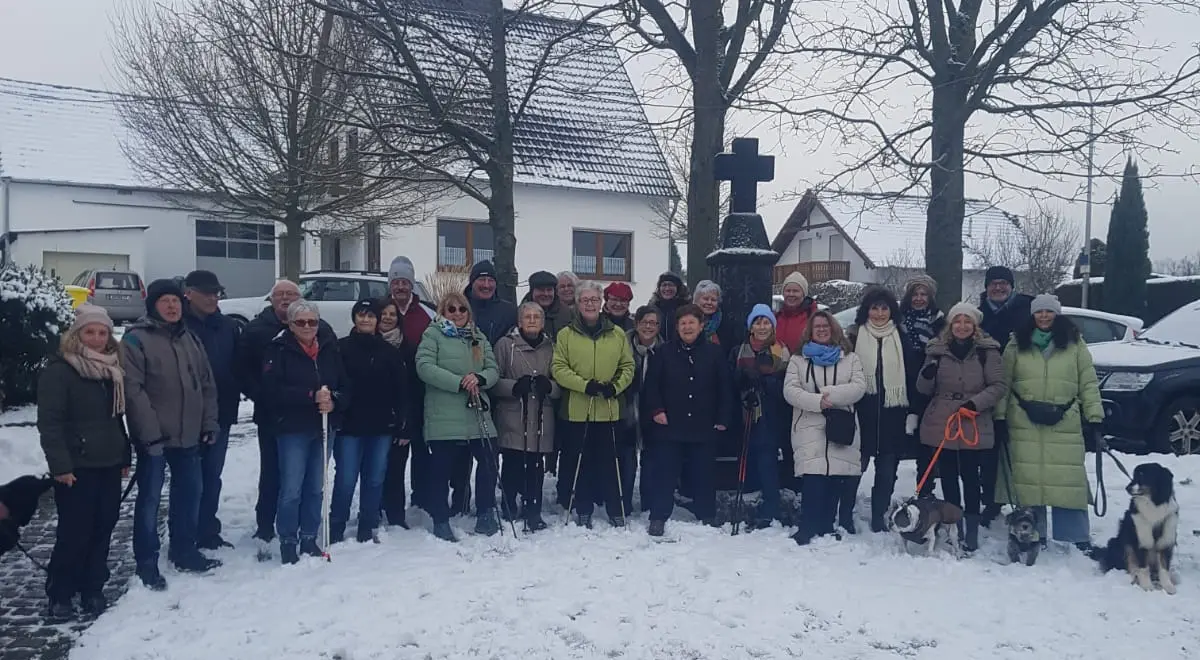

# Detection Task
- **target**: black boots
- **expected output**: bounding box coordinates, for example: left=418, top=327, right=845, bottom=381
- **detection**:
left=80, top=592, right=108, bottom=617
left=475, top=510, right=501, bottom=536
left=280, top=543, right=299, bottom=565
left=171, top=552, right=221, bottom=574
left=648, top=520, right=666, bottom=537
left=197, top=534, right=234, bottom=550
left=838, top=478, right=859, bottom=534
left=963, top=515, right=980, bottom=552
left=433, top=522, right=459, bottom=543
left=299, top=538, right=323, bottom=558
left=137, top=563, right=168, bottom=591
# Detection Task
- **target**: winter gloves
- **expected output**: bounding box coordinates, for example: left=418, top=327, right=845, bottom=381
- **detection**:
left=513, top=375, right=554, bottom=399
left=920, top=359, right=940, bottom=381
left=960, top=400, right=977, bottom=412
left=585, top=380, right=618, bottom=399
left=532, top=375, right=552, bottom=398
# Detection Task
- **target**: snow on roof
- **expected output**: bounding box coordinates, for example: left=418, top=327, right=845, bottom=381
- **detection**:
left=772, top=190, right=1022, bottom=269
left=0, top=10, right=677, bottom=199
left=0, top=78, right=146, bottom=188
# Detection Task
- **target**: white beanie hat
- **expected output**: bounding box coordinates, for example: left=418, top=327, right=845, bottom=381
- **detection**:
left=388, top=256, right=415, bottom=284
left=947, top=301, right=982, bottom=325
left=782, top=271, right=809, bottom=295
left=1031, top=294, right=1062, bottom=315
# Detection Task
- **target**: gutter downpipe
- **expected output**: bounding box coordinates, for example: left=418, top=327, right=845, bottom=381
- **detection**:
left=1, top=177, right=11, bottom=267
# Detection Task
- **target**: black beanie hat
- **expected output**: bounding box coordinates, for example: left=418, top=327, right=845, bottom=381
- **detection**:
left=656, top=272, right=683, bottom=289
left=985, top=266, right=1015, bottom=287
left=469, top=260, right=497, bottom=285
left=528, top=270, right=557, bottom=289
left=145, top=278, right=185, bottom=315
left=351, top=298, right=379, bottom=321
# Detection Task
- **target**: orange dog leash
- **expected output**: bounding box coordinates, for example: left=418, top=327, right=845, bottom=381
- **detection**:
left=914, top=407, right=980, bottom=496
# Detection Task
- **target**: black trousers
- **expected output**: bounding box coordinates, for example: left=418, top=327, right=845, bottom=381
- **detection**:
left=979, top=446, right=999, bottom=513
left=500, top=449, right=546, bottom=516
left=860, top=452, right=899, bottom=523
left=382, top=440, right=409, bottom=524
left=916, top=444, right=938, bottom=498
left=254, top=424, right=279, bottom=535
left=46, top=466, right=122, bottom=602
left=427, top=441, right=497, bottom=524
left=638, top=442, right=654, bottom=512
left=941, top=449, right=985, bottom=517
left=648, top=441, right=716, bottom=522
left=449, top=445, right=474, bottom=514
left=561, top=421, right=623, bottom=517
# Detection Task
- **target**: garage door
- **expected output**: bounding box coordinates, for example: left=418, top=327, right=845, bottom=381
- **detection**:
left=194, top=218, right=276, bottom=298
left=43, top=251, right=130, bottom=283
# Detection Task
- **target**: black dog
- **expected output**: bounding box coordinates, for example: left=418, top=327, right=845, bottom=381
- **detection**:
left=0, top=474, right=53, bottom=555
left=1091, top=463, right=1179, bottom=594
left=1006, top=506, right=1041, bottom=566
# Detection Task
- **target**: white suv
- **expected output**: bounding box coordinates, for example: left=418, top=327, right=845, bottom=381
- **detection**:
left=219, top=270, right=430, bottom=337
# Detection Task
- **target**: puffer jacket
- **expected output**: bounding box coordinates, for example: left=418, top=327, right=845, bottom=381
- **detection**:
left=915, top=335, right=1006, bottom=450
left=237, top=306, right=335, bottom=425
left=995, top=334, right=1103, bottom=510
left=260, top=325, right=351, bottom=436
left=337, top=331, right=410, bottom=438
left=466, top=289, right=518, bottom=346
left=37, top=357, right=131, bottom=475
left=783, top=351, right=867, bottom=477
left=492, top=328, right=560, bottom=453
left=415, top=320, right=500, bottom=442
left=551, top=313, right=635, bottom=423
left=121, top=317, right=218, bottom=453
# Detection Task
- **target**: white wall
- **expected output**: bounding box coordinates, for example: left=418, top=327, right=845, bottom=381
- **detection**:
left=379, top=183, right=671, bottom=304
left=776, top=206, right=873, bottom=283
left=6, top=181, right=197, bottom=282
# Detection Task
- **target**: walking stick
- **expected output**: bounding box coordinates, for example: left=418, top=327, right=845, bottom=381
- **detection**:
left=320, top=387, right=332, bottom=562
left=611, top=423, right=627, bottom=526
left=519, top=393, right=530, bottom=532
left=565, top=398, right=596, bottom=526
left=470, top=393, right=516, bottom=537
left=731, top=408, right=753, bottom=536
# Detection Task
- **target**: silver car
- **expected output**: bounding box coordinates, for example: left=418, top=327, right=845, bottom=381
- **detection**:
left=71, top=269, right=145, bottom=323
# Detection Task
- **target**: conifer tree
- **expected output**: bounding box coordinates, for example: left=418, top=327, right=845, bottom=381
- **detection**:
left=1103, top=159, right=1152, bottom=317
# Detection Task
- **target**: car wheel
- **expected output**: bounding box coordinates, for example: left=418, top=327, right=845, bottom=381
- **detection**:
left=1155, top=396, right=1200, bottom=455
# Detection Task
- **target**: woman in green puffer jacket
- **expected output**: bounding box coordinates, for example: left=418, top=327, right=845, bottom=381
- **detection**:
left=995, top=294, right=1104, bottom=549
left=415, top=291, right=500, bottom=542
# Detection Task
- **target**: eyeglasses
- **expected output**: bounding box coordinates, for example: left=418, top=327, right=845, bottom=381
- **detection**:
left=578, top=297, right=603, bottom=305
left=291, top=319, right=319, bottom=328
left=445, top=305, right=468, bottom=314
left=638, top=319, right=660, bottom=327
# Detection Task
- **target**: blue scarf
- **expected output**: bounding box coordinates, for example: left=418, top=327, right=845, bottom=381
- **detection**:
left=439, top=319, right=475, bottom=340
left=802, top=341, right=842, bottom=367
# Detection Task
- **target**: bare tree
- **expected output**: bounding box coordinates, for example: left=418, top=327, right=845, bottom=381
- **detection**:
left=315, top=0, right=617, bottom=301
left=1155, top=252, right=1200, bottom=276
left=615, top=0, right=797, bottom=287
left=112, top=0, right=435, bottom=280
left=782, top=0, right=1200, bottom=309
left=968, top=209, right=1081, bottom=294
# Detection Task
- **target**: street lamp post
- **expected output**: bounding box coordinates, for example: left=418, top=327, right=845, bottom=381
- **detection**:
left=1081, top=105, right=1096, bottom=309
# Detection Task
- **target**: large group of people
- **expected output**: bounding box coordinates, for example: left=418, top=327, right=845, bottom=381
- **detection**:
left=29, top=259, right=1106, bottom=621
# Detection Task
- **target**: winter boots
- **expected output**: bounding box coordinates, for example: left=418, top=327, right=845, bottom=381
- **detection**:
left=838, top=478, right=859, bottom=535
left=432, top=522, right=459, bottom=543
left=171, top=552, right=222, bottom=574
left=280, top=543, right=300, bottom=565
left=577, top=514, right=593, bottom=529
left=299, top=538, right=323, bottom=558
left=80, top=592, right=108, bottom=617
left=648, top=520, right=666, bottom=537
left=524, top=514, right=548, bottom=532
left=45, top=600, right=75, bottom=622
left=475, top=510, right=501, bottom=536
left=609, top=515, right=626, bottom=528
left=981, top=503, right=1002, bottom=528
left=197, top=534, right=234, bottom=550
left=356, top=526, right=378, bottom=544
left=136, top=563, right=168, bottom=591
left=963, top=515, right=980, bottom=553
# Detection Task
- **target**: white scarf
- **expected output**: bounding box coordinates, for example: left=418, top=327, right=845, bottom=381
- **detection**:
left=855, top=321, right=908, bottom=408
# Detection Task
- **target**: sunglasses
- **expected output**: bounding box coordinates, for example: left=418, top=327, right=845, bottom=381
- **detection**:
left=291, top=319, right=319, bottom=328
left=445, top=305, right=469, bottom=314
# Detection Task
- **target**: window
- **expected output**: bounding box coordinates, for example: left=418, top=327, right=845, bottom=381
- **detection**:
left=798, top=237, right=813, bottom=261
left=193, top=218, right=275, bottom=261
left=96, top=272, right=140, bottom=290
left=572, top=230, right=632, bottom=281
left=364, top=280, right=389, bottom=300
left=437, top=219, right=494, bottom=271
left=299, top=278, right=359, bottom=302
left=1070, top=315, right=1127, bottom=344
left=829, top=235, right=844, bottom=261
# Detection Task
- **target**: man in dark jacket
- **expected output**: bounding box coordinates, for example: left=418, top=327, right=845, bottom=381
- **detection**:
left=236, top=280, right=333, bottom=543
left=465, top=260, right=517, bottom=346
left=977, top=264, right=1032, bottom=526
left=123, top=279, right=221, bottom=589
left=522, top=270, right=573, bottom=339
left=183, top=270, right=241, bottom=550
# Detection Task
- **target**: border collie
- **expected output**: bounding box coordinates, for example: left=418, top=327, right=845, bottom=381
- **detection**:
left=1092, top=463, right=1179, bottom=594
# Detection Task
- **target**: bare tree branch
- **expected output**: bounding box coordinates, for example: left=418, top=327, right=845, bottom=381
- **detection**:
left=967, top=208, right=1081, bottom=294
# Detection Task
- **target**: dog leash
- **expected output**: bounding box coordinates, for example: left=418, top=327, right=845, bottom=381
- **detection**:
left=1093, top=445, right=1132, bottom=518
left=915, top=408, right=980, bottom=496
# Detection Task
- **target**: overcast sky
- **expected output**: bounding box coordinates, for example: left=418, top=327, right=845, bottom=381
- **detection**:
left=2, top=0, right=1197, bottom=263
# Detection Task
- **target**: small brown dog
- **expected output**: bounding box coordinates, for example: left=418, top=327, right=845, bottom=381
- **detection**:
left=889, top=497, right=963, bottom=556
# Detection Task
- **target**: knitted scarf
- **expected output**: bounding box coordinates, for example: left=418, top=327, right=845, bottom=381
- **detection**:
left=802, top=341, right=842, bottom=367
left=63, top=346, right=125, bottom=416
left=855, top=322, right=909, bottom=408
left=439, top=319, right=475, bottom=340
left=703, top=311, right=723, bottom=345
left=902, top=307, right=943, bottom=354
left=734, top=339, right=790, bottom=423
left=380, top=327, right=403, bottom=348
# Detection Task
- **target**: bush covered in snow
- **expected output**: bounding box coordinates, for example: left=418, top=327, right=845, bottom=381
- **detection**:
left=0, top=265, right=75, bottom=406
left=809, top=279, right=869, bottom=312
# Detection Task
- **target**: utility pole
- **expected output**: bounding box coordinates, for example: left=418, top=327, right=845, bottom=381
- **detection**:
left=1081, top=105, right=1095, bottom=309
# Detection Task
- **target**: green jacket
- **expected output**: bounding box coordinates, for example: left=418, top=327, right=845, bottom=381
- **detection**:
left=552, top=314, right=635, bottom=422
left=415, top=319, right=500, bottom=442
left=995, top=337, right=1104, bottom=510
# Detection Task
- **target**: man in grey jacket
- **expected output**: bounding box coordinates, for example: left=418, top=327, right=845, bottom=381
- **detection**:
left=122, top=279, right=221, bottom=591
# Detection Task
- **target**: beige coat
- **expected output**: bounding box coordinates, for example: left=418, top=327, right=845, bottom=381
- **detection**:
left=783, top=352, right=868, bottom=477
left=493, top=328, right=560, bottom=453
left=915, top=335, right=1007, bottom=450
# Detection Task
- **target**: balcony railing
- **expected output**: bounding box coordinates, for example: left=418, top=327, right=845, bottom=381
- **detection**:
left=773, top=261, right=851, bottom=286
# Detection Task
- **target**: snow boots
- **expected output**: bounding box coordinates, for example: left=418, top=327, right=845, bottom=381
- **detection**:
left=432, top=522, right=459, bottom=543
left=136, top=563, right=168, bottom=591
left=299, top=538, right=323, bottom=558
left=963, top=515, right=980, bottom=553
left=609, top=515, right=626, bottom=528
left=356, top=526, right=377, bottom=544
left=648, top=520, right=666, bottom=537
left=45, top=600, right=75, bottom=622
left=474, top=510, right=500, bottom=536
left=197, top=534, right=234, bottom=550
left=171, top=552, right=221, bottom=574
left=577, top=514, right=593, bottom=529
left=80, top=592, right=108, bottom=617
left=280, top=543, right=299, bottom=565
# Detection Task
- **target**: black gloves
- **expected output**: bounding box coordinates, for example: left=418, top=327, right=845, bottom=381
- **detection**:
left=920, top=359, right=940, bottom=380
left=585, top=380, right=605, bottom=397
left=532, top=375, right=553, bottom=398
left=742, top=390, right=760, bottom=410
left=200, top=432, right=216, bottom=445
left=960, top=400, right=977, bottom=412
left=601, top=383, right=618, bottom=399
left=1088, top=424, right=1108, bottom=451
left=513, top=375, right=534, bottom=398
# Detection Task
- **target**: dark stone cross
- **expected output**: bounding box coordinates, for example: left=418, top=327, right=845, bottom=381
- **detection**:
left=714, top=137, right=775, bottom=214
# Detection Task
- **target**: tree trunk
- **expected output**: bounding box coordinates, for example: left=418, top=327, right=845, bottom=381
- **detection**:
left=280, top=212, right=306, bottom=283
left=685, top=0, right=726, bottom=290
left=488, top=0, right=518, bottom=303
left=925, top=89, right=968, bottom=311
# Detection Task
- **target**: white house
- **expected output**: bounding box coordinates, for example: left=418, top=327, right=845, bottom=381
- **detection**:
left=0, top=78, right=278, bottom=298
left=770, top=190, right=1022, bottom=300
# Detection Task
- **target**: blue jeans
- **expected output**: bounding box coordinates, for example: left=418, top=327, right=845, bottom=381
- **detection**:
left=198, top=426, right=231, bottom=542
left=749, top=420, right=780, bottom=522
left=1035, top=506, right=1091, bottom=544
left=331, top=434, right=391, bottom=532
left=133, top=446, right=202, bottom=565
left=276, top=432, right=328, bottom=545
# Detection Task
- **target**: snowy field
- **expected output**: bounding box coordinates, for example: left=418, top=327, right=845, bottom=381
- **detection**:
left=2, top=407, right=1198, bottom=659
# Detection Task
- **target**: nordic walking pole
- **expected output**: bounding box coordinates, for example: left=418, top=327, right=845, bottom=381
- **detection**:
left=611, top=423, right=627, bottom=525
left=565, top=397, right=595, bottom=526
left=520, top=393, right=530, bottom=532
left=731, top=408, right=753, bottom=536
left=473, top=393, right=515, bottom=537
left=320, top=387, right=332, bottom=562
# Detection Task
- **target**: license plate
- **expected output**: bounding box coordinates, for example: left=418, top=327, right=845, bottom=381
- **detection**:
left=107, top=293, right=132, bottom=301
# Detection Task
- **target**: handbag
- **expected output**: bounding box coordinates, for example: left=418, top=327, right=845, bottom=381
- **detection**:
left=1013, top=391, right=1076, bottom=426
left=808, top=362, right=857, bottom=446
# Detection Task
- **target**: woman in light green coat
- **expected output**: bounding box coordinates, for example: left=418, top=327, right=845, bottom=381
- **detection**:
left=995, top=295, right=1103, bottom=549
left=415, top=291, right=501, bottom=542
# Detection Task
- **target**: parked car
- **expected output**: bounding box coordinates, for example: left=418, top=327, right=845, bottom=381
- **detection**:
left=1091, top=299, right=1200, bottom=455
left=69, top=269, right=146, bottom=323
left=830, top=304, right=1141, bottom=346
left=219, top=270, right=431, bottom=337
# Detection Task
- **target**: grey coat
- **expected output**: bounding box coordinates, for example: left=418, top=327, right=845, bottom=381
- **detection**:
left=915, top=335, right=1007, bottom=450
left=120, top=317, right=219, bottom=454
left=492, top=328, right=560, bottom=453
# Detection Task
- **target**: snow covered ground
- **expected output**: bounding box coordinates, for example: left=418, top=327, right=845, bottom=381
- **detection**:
left=3, top=404, right=1197, bottom=660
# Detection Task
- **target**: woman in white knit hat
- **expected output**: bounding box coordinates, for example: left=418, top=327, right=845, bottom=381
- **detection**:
left=995, top=294, right=1104, bottom=551
left=913, top=301, right=1007, bottom=552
